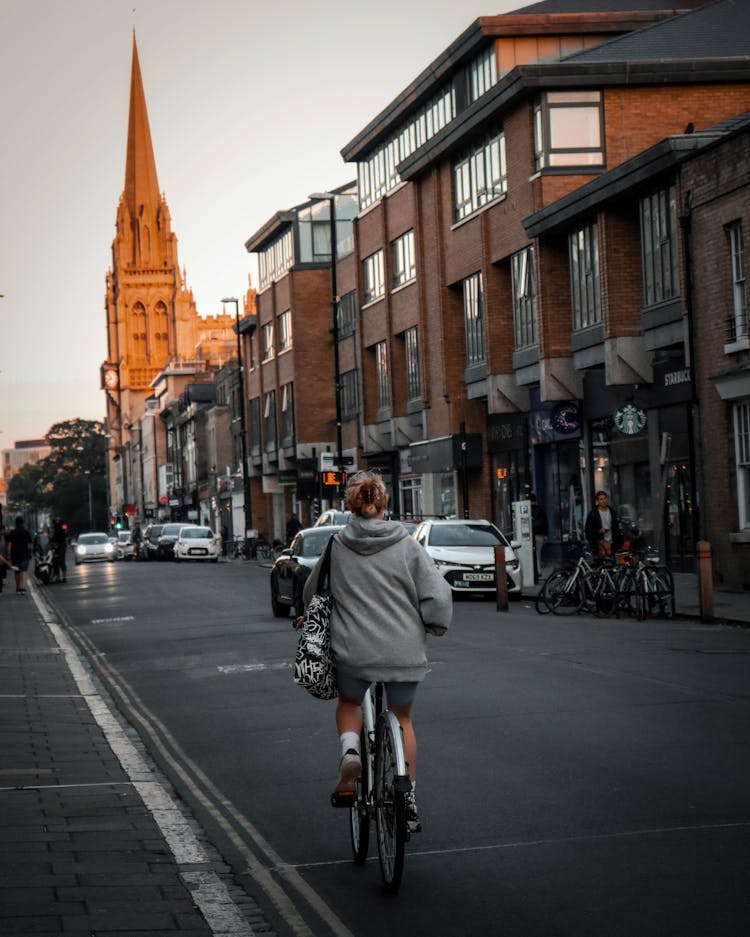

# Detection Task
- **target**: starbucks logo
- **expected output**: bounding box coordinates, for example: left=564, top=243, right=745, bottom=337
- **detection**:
left=614, top=403, right=646, bottom=435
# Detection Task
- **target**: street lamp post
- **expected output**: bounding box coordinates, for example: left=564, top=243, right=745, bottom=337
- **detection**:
left=84, top=470, right=93, bottom=531
left=222, top=296, right=252, bottom=541
left=309, top=191, right=345, bottom=505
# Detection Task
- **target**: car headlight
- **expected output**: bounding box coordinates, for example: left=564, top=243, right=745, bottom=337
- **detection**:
left=105, top=543, right=114, bottom=553
left=76, top=545, right=85, bottom=555
left=432, top=558, right=454, bottom=568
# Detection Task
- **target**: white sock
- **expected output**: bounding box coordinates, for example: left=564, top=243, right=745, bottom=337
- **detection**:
left=340, top=731, right=360, bottom=755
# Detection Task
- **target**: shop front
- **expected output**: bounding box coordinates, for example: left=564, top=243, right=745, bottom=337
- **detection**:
left=404, top=433, right=483, bottom=519
left=487, top=413, right=529, bottom=537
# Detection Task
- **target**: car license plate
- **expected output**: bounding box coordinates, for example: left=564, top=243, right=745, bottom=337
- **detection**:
left=189, top=548, right=207, bottom=555
left=463, top=572, right=493, bottom=581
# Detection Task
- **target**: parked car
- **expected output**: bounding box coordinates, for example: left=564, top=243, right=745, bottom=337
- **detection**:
left=140, top=523, right=164, bottom=561
left=412, top=519, right=523, bottom=597
left=74, top=532, right=116, bottom=565
left=174, top=526, right=220, bottom=563
left=156, top=523, right=186, bottom=560
left=116, top=530, right=135, bottom=560
left=270, top=525, right=345, bottom=618
left=313, top=510, right=351, bottom=527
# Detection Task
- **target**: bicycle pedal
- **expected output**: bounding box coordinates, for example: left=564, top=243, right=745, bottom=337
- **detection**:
left=330, top=790, right=355, bottom=808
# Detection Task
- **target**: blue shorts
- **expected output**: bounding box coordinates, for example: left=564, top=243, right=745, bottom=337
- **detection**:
left=14, top=558, right=29, bottom=572
left=336, top=671, right=418, bottom=708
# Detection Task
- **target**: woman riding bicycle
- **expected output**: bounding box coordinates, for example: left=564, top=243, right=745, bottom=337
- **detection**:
left=301, top=471, right=452, bottom=831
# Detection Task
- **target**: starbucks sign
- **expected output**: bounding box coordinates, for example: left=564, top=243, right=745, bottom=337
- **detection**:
left=614, top=403, right=646, bottom=435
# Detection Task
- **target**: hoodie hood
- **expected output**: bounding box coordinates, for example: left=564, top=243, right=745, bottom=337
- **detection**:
left=337, top=516, right=408, bottom=556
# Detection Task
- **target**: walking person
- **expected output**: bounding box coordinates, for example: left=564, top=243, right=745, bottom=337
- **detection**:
left=6, top=515, right=33, bottom=594
left=0, top=520, right=12, bottom=596
left=51, top=519, right=68, bottom=582
left=585, top=490, right=622, bottom=557
left=299, top=471, right=453, bottom=832
left=529, top=492, right=549, bottom=583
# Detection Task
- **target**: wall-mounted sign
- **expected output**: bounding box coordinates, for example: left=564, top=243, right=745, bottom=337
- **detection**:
left=613, top=402, right=647, bottom=435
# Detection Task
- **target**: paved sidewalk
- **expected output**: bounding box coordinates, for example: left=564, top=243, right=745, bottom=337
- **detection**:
left=0, top=586, right=266, bottom=937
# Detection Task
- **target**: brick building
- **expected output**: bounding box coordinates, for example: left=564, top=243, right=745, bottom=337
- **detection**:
left=329, top=0, right=750, bottom=575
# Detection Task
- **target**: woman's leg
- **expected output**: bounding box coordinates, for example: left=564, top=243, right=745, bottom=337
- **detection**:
left=335, top=696, right=364, bottom=737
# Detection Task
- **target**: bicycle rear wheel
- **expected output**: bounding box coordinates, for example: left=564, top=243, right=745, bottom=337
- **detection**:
left=546, top=569, right=582, bottom=615
left=349, top=728, right=370, bottom=865
left=375, top=711, right=408, bottom=893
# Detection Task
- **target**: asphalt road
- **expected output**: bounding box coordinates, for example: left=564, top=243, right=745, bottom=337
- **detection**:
left=47, top=555, right=750, bottom=937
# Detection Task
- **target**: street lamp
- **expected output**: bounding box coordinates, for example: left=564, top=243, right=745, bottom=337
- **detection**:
left=222, top=296, right=252, bottom=540
left=308, top=191, right=345, bottom=504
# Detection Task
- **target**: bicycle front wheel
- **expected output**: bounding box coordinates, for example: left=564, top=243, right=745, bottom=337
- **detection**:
left=375, top=711, right=408, bottom=893
left=349, top=727, right=370, bottom=865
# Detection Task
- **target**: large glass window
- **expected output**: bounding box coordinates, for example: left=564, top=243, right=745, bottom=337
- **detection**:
left=261, top=322, right=274, bottom=361
left=404, top=326, right=422, bottom=401
left=454, top=130, right=507, bottom=221
left=512, top=247, right=538, bottom=349
left=258, top=229, right=294, bottom=289
left=263, top=390, right=277, bottom=451
left=392, top=230, right=416, bottom=288
left=640, top=186, right=680, bottom=306
left=363, top=250, right=385, bottom=304
left=463, top=273, right=486, bottom=366
left=469, top=45, right=498, bottom=102
left=278, top=310, right=292, bottom=352
left=341, top=368, right=359, bottom=419
left=534, top=91, right=603, bottom=170
left=735, top=400, right=750, bottom=529
left=249, top=397, right=261, bottom=455
left=569, top=223, right=601, bottom=330
left=337, top=291, right=358, bottom=338
left=280, top=383, right=294, bottom=444
left=728, top=221, right=748, bottom=343
left=375, top=341, right=391, bottom=410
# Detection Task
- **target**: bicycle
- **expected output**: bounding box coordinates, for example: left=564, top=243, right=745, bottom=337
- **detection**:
left=331, top=682, right=411, bottom=893
left=535, top=544, right=597, bottom=615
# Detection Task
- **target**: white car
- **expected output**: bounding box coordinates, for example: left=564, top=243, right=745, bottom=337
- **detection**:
left=116, top=530, right=135, bottom=560
left=174, top=526, right=220, bottom=562
left=412, top=519, right=523, bottom=597
left=74, top=532, right=116, bottom=565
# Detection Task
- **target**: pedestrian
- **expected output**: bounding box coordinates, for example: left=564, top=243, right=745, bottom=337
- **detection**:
left=529, top=492, right=549, bottom=582
left=0, top=520, right=12, bottom=596
left=584, top=490, right=622, bottom=557
left=5, top=515, right=33, bottom=594
left=299, top=470, right=453, bottom=832
left=285, top=513, right=302, bottom=545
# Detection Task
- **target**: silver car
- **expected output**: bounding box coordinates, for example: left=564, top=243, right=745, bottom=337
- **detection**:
left=412, top=519, right=523, bottom=597
left=74, top=532, right=116, bottom=565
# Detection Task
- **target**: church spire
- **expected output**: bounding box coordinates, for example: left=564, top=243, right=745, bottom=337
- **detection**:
left=124, top=33, right=160, bottom=222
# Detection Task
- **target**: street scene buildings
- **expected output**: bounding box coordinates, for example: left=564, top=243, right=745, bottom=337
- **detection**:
left=102, top=0, right=750, bottom=590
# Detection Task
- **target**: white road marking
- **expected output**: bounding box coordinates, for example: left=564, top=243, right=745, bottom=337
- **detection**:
left=91, top=615, right=135, bottom=623
left=217, top=661, right=292, bottom=674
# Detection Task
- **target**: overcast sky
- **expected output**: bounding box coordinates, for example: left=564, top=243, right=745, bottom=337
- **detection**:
left=0, top=0, right=520, bottom=454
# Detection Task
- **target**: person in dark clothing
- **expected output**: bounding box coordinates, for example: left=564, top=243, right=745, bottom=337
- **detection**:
left=51, top=519, right=68, bottom=582
left=6, top=515, right=33, bottom=594
left=285, top=513, right=302, bottom=544
left=584, top=491, right=622, bottom=557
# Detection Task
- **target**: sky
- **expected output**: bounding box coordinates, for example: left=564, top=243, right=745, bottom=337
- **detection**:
left=0, top=0, right=520, bottom=457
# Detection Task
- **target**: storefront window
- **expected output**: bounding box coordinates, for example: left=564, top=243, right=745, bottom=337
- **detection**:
left=399, top=476, right=424, bottom=519
left=591, top=422, right=651, bottom=541
left=493, top=455, right=528, bottom=536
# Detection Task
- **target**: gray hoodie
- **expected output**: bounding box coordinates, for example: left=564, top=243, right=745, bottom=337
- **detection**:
left=303, top=517, right=452, bottom=683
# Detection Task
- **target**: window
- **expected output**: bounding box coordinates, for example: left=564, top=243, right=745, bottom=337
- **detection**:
left=404, top=326, right=422, bottom=401
left=392, top=231, right=416, bottom=288
left=263, top=390, right=277, bottom=451
left=337, top=291, right=358, bottom=337
left=258, top=229, right=293, bottom=289
left=375, top=341, right=391, bottom=410
left=512, top=247, right=538, bottom=349
left=262, top=322, right=274, bottom=361
left=728, top=221, right=748, bottom=344
left=534, top=91, right=603, bottom=170
left=569, top=223, right=601, bottom=330
left=463, top=273, right=486, bottom=366
left=341, top=368, right=359, bottom=419
left=278, top=310, right=292, bottom=352
left=249, top=397, right=261, bottom=454
left=469, top=45, right=498, bottom=102
left=363, top=250, right=385, bottom=304
left=640, top=186, right=680, bottom=306
left=280, top=383, right=294, bottom=444
left=735, top=400, right=750, bottom=529
left=453, top=130, right=507, bottom=221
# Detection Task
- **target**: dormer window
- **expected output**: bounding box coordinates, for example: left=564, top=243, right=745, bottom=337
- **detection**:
left=534, top=91, right=604, bottom=171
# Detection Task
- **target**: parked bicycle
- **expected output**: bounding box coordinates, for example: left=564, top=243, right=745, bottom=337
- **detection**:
left=331, top=681, right=412, bottom=893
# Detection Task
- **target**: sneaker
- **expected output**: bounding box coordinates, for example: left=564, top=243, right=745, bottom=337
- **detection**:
left=405, top=789, right=422, bottom=833
left=335, top=749, right=361, bottom=792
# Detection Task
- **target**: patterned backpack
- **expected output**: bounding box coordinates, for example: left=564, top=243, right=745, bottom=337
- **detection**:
left=293, top=536, right=337, bottom=700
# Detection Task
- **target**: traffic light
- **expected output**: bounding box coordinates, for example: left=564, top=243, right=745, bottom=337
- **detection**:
left=109, top=517, right=116, bottom=528
left=115, top=514, right=123, bottom=530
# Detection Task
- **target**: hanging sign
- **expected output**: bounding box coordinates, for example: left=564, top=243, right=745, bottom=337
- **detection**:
left=613, top=402, right=646, bottom=435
